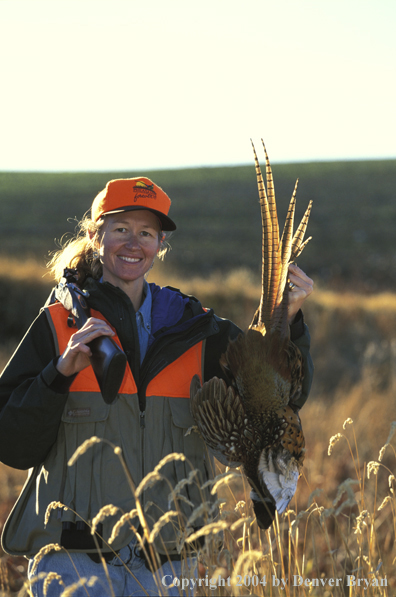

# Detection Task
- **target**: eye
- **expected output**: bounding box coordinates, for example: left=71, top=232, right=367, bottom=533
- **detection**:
left=140, top=230, right=153, bottom=237
left=115, top=227, right=128, bottom=233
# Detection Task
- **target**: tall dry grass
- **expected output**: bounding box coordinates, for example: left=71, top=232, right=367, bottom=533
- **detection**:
left=3, top=400, right=395, bottom=597
left=1, top=259, right=396, bottom=595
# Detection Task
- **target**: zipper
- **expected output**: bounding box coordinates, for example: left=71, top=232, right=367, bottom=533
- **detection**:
left=140, top=410, right=146, bottom=481
left=138, top=310, right=216, bottom=395
left=137, top=310, right=217, bottom=480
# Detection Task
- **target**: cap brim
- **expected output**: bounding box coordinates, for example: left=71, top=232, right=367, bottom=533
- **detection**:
left=101, top=206, right=176, bottom=231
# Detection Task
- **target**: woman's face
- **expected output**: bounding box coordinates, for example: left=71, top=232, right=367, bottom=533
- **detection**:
left=98, top=210, right=161, bottom=288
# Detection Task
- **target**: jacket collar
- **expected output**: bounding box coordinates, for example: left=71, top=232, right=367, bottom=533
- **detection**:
left=82, top=277, right=208, bottom=338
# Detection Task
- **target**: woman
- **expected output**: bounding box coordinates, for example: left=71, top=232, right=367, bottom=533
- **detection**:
left=0, top=177, right=314, bottom=596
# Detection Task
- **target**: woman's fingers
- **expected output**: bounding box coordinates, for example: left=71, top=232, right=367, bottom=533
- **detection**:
left=287, top=264, right=314, bottom=323
left=56, top=318, right=115, bottom=377
left=73, top=318, right=115, bottom=343
left=288, top=264, right=314, bottom=294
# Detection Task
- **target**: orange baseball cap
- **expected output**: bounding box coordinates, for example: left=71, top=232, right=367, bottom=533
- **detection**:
left=91, top=177, right=176, bottom=231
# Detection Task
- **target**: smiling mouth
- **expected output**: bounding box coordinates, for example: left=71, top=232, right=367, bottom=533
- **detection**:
left=119, top=256, right=142, bottom=263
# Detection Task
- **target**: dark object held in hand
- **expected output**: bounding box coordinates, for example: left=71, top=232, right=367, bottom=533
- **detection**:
left=49, top=268, right=127, bottom=404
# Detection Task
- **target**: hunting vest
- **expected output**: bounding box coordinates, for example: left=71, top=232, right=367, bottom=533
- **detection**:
left=2, top=302, right=216, bottom=557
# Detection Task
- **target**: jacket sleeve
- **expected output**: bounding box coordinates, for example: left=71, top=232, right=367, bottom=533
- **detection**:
left=203, top=311, right=314, bottom=409
left=291, top=316, right=314, bottom=410
left=203, top=315, right=242, bottom=382
left=0, top=310, right=74, bottom=470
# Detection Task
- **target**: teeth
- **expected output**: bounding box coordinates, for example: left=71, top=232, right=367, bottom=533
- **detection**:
left=119, top=256, right=141, bottom=263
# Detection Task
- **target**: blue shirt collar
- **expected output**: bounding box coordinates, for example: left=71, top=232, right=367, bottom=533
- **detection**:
left=99, top=276, right=152, bottom=321
left=136, top=281, right=152, bottom=333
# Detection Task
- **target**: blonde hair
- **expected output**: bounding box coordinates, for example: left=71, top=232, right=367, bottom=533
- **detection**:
left=47, top=213, right=169, bottom=285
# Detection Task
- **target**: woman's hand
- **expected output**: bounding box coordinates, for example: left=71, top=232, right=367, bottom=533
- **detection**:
left=56, top=318, right=115, bottom=377
left=287, top=264, right=314, bottom=324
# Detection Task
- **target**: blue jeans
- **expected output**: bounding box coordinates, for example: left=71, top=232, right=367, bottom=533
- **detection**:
left=28, top=539, right=197, bottom=597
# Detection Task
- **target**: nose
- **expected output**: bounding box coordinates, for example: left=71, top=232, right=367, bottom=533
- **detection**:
left=125, top=232, right=140, bottom=249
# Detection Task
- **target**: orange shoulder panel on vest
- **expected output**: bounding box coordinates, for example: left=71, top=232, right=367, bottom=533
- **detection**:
left=45, top=303, right=137, bottom=394
left=146, top=342, right=203, bottom=398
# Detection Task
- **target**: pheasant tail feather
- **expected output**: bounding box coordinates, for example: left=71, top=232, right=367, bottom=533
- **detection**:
left=250, top=142, right=313, bottom=337
left=290, top=200, right=313, bottom=262
left=250, top=140, right=273, bottom=329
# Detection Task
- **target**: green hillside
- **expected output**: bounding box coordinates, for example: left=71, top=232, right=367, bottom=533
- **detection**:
left=0, top=159, right=395, bottom=290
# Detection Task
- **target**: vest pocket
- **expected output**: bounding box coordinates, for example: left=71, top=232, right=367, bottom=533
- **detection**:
left=168, top=397, right=210, bottom=486
left=61, top=392, right=110, bottom=423
left=165, top=398, right=215, bottom=538
left=59, top=393, right=112, bottom=536
left=168, top=397, right=196, bottom=430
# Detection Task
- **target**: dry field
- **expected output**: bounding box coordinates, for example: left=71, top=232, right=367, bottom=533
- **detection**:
left=0, top=260, right=396, bottom=596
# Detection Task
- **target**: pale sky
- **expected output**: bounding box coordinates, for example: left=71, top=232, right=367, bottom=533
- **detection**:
left=0, top=0, right=395, bottom=171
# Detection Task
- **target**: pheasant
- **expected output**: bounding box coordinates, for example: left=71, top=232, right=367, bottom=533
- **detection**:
left=190, top=140, right=312, bottom=528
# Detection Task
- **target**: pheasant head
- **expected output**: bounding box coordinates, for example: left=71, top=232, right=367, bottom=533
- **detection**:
left=256, top=403, right=305, bottom=514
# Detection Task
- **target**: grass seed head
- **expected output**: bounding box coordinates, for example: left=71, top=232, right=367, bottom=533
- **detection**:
left=328, top=433, right=343, bottom=455
left=379, top=444, right=389, bottom=462
left=59, top=576, right=97, bottom=597
left=149, top=510, right=179, bottom=543
left=172, top=493, right=195, bottom=508
left=186, top=521, right=228, bottom=543
left=68, top=436, right=102, bottom=466
left=385, top=421, right=396, bottom=445
left=108, top=509, right=139, bottom=545
left=333, top=478, right=359, bottom=509
left=231, top=549, right=265, bottom=580
left=30, top=544, right=62, bottom=575
left=230, top=516, right=254, bottom=531
left=210, top=472, right=241, bottom=495
left=234, top=500, right=246, bottom=513
left=290, top=506, right=315, bottom=537
left=367, top=461, right=380, bottom=478
left=184, top=425, right=199, bottom=436
left=307, top=488, right=324, bottom=507
left=354, top=509, right=370, bottom=534
left=154, top=452, right=186, bottom=472
left=135, top=471, right=162, bottom=497
left=43, top=572, right=65, bottom=596
left=185, top=502, right=211, bottom=529
left=91, top=504, right=120, bottom=535
left=378, top=495, right=392, bottom=511
left=168, top=469, right=199, bottom=508
left=44, top=502, right=68, bottom=526
left=201, top=469, right=241, bottom=491
left=379, top=421, right=396, bottom=461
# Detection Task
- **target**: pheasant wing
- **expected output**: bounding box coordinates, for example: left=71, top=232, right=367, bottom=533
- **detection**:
left=190, top=374, right=261, bottom=467
left=287, top=340, right=305, bottom=406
